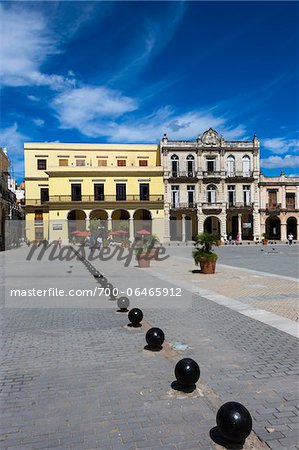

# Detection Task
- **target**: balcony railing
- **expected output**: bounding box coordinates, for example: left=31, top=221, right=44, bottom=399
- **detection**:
left=202, top=171, right=222, bottom=177
left=202, top=202, right=223, bottom=208
left=266, top=203, right=281, bottom=209
left=286, top=203, right=296, bottom=210
left=167, top=171, right=197, bottom=178
left=171, top=202, right=197, bottom=209
left=226, top=171, right=253, bottom=178
left=27, top=195, right=164, bottom=204
left=227, top=202, right=254, bottom=208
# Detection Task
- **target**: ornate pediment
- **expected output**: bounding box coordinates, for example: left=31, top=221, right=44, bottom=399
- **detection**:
left=201, top=128, right=220, bottom=147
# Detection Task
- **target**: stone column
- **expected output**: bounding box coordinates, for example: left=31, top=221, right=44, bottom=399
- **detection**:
left=129, top=217, right=134, bottom=242
left=281, top=221, right=287, bottom=242
left=197, top=208, right=204, bottom=235
left=107, top=211, right=112, bottom=233
left=164, top=207, right=170, bottom=243
left=237, top=213, right=242, bottom=242
left=253, top=209, right=260, bottom=241
left=297, top=221, right=299, bottom=242
left=182, top=214, right=186, bottom=242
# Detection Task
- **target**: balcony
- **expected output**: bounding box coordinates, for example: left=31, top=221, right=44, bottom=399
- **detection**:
left=226, top=171, right=253, bottom=179
left=26, top=195, right=163, bottom=204
left=266, top=203, right=281, bottom=210
left=201, top=202, right=223, bottom=208
left=171, top=202, right=197, bottom=209
left=202, top=171, right=222, bottom=177
left=227, top=202, right=254, bottom=209
left=166, top=171, right=197, bottom=180
left=286, top=203, right=296, bottom=210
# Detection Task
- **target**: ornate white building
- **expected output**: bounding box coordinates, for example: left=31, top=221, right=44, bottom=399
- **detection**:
left=161, top=128, right=261, bottom=242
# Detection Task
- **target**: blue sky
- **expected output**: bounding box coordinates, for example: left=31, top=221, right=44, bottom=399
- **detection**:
left=0, top=1, right=298, bottom=181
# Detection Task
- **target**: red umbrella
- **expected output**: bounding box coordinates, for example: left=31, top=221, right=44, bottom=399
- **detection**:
left=76, top=231, right=91, bottom=237
left=71, top=230, right=81, bottom=235
left=115, top=230, right=129, bottom=234
left=136, top=229, right=151, bottom=235
left=109, top=230, right=121, bottom=236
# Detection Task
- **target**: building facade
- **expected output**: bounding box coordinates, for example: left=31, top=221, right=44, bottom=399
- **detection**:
left=24, top=131, right=299, bottom=244
left=0, top=147, right=24, bottom=250
left=260, top=173, right=299, bottom=241
left=161, top=129, right=260, bottom=242
left=24, top=143, right=164, bottom=243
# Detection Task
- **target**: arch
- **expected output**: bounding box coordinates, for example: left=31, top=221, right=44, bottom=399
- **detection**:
left=242, top=155, right=251, bottom=176
left=287, top=216, right=297, bottom=240
left=186, top=154, right=195, bottom=176
left=265, top=216, right=281, bottom=240
left=89, top=210, right=108, bottom=238
left=111, top=209, right=130, bottom=233
left=133, top=209, right=152, bottom=235
left=227, top=155, right=235, bottom=176
left=171, top=154, right=179, bottom=177
left=204, top=216, right=221, bottom=237
left=89, top=209, right=108, bottom=220
left=207, top=184, right=217, bottom=204
left=67, top=210, right=86, bottom=240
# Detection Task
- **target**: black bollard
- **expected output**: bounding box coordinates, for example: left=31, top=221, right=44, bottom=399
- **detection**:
left=174, top=358, right=200, bottom=388
left=216, top=401, right=252, bottom=444
left=128, top=308, right=143, bottom=327
left=117, top=296, right=130, bottom=312
left=145, top=327, right=165, bottom=350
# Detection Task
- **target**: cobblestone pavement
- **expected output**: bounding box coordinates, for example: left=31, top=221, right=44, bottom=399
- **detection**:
left=0, top=245, right=298, bottom=450
left=150, top=254, right=299, bottom=322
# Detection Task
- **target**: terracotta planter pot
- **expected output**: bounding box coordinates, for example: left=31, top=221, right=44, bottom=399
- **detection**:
left=137, top=255, right=150, bottom=268
left=199, top=259, right=217, bottom=274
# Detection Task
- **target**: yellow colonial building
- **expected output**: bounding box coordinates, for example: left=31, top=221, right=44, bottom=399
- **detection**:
left=24, top=142, right=165, bottom=243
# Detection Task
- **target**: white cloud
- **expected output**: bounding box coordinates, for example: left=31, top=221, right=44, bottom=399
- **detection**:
left=0, top=123, right=28, bottom=179
left=33, top=118, right=45, bottom=127
left=27, top=95, right=39, bottom=102
left=0, top=5, right=73, bottom=89
left=261, top=155, right=299, bottom=169
left=262, top=137, right=299, bottom=155
left=52, top=86, right=138, bottom=136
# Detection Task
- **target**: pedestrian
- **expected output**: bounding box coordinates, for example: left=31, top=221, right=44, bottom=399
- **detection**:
left=58, top=237, right=62, bottom=249
left=288, top=233, right=293, bottom=245
left=97, top=235, right=103, bottom=249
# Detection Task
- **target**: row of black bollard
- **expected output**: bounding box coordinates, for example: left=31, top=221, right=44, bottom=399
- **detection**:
left=71, top=246, right=253, bottom=446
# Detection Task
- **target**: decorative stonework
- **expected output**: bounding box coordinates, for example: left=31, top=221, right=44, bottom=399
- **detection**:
left=201, top=128, right=220, bottom=147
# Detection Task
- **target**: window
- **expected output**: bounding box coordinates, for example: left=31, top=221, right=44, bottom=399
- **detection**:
left=186, top=155, right=195, bottom=177
left=187, top=185, right=195, bottom=207
left=286, top=193, right=295, bottom=209
left=59, top=159, right=68, bottom=166
left=268, top=190, right=277, bottom=207
left=139, top=160, right=148, bottom=167
left=116, top=183, right=126, bottom=200
left=71, top=184, right=82, bottom=201
left=34, top=210, right=43, bottom=222
left=139, top=183, right=149, bottom=201
left=207, top=185, right=216, bottom=204
left=227, top=155, right=235, bottom=177
left=98, top=159, right=107, bottom=167
left=171, top=186, right=179, bottom=208
left=243, top=185, right=251, bottom=205
left=242, top=156, right=250, bottom=176
left=206, top=158, right=215, bottom=173
left=37, top=159, right=47, bottom=170
left=94, top=184, right=104, bottom=201
left=171, top=155, right=179, bottom=177
left=228, top=185, right=235, bottom=206
left=76, top=159, right=85, bottom=167
left=117, top=160, right=126, bottom=167
left=40, top=188, right=49, bottom=204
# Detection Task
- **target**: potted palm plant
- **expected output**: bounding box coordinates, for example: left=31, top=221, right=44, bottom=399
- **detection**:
left=193, top=232, right=219, bottom=274
left=262, top=233, right=268, bottom=245
left=135, top=234, right=159, bottom=268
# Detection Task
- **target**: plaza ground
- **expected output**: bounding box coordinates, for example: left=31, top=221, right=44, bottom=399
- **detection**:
left=0, top=244, right=298, bottom=449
